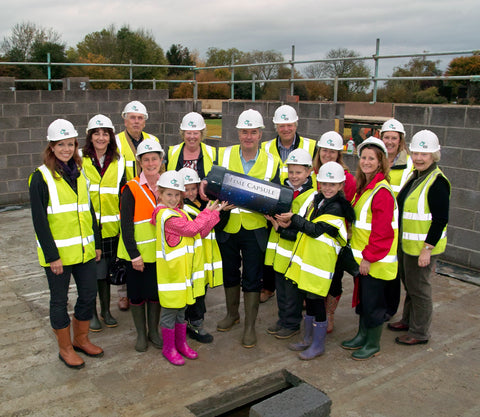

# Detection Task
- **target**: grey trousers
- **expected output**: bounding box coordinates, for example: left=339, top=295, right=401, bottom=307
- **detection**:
left=399, top=249, right=438, bottom=340
left=160, top=306, right=186, bottom=329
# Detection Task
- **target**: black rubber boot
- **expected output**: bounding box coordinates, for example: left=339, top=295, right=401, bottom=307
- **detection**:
left=147, top=302, right=163, bottom=349
left=89, top=302, right=102, bottom=332
left=130, top=304, right=148, bottom=352
left=98, top=279, right=118, bottom=328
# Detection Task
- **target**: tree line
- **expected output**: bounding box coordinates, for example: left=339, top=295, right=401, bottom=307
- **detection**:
left=1, top=22, right=479, bottom=104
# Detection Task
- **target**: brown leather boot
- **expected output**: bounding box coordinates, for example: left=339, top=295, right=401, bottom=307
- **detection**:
left=53, top=326, right=85, bottom=369
left=326, top=294, right=341, bottom=334
left=72, top=317, right=104, bottom=357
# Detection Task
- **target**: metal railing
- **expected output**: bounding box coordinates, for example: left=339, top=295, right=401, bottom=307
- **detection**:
left=1, top=39, right=479, bottom=103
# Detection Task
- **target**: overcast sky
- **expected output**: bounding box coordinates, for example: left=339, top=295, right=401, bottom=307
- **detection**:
left=1, top=0, right=478, bottom=76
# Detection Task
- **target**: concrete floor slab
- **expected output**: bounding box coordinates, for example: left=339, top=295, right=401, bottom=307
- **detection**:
left=0, top=208, right=479, bottom=417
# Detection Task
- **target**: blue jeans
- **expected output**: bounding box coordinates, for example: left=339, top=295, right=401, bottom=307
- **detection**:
left=45, top=259, right=97, bottom=329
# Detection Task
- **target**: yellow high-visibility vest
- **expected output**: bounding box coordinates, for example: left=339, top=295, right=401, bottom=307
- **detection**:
left=30, top=165, right=96, bottom=267
left=402, top=167, right=449, bottom=256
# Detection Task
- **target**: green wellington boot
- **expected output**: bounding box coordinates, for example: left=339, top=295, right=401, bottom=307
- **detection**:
left=341, top=317, right=367, bottom=350
left=147, top=302, right=163, bottom=349
left=242, top=292, right=260, bottom=348
left=130, top=304, right=148, bottom=352
left=217, top=285, right=241, bottom=331
left=352, top=325, right=383, bottom=360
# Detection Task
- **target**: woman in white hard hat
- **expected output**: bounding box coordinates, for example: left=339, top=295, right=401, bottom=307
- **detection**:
left=81, top=115, right=125, bottom=332
left=164, top=112, right=217, bottom=344
left=341, top=137, right=398, bottom=360
left=312, top=131, right=357, bottom=333
left=380, top=118, right=413, bottom=320
left=116, top=139, right=164, bottom=352
left=388, top=130, right=450, bottom=346
left=165, top=112, right=216, bottom=179
left=29, top=119, right=104, bottom=369
left=380, top=119, right=413, bottom=196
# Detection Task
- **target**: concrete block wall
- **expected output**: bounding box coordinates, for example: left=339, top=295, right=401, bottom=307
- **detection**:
left=221, top=100, right=344, bottom=146
left=392, top=104, right=480, bottom=271
left=0, top=88, right=200, bottom=206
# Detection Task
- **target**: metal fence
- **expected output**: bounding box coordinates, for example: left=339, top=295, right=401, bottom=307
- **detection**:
left=1, top=38, right=479, bottom=103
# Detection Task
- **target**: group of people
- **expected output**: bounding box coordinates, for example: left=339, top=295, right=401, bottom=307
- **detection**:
left=29, top=101, right=450, bottom=370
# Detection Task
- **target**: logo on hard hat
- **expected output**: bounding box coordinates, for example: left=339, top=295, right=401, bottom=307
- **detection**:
left=185, top=175, right=192, bottom=181
left=418, top=141, right=427, bottom=148
left=327, top=139, right=334, bottom=146
left=281, top=114, right=289, bottom=121
left=96, top=120, right=103, bottom=126
left=326, top=172, right=334, bottom=179
left=132, top=105, right=138, bottom=111
left=188, top=121, right=197, bottom=128
left=60, top=129, right=69, bottom=136
left=289, top=156, right=298, bottom=163
left=244, top=120, right=252, bottom=126
left=170, top=179, right=179, bottom=187
left=389, top=123, right=395, bottom=129
left=145, top=144, right=153, bottom=150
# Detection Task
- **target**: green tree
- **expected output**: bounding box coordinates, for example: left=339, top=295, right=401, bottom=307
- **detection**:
left=1, top=22, right=66, bottom=89
left=382, top=57, right=444, bottom=103
left=304, top=48, right=371, bottom=100
left=446, top=53, right=480, bottom=104
left=73, top=25, right=167, bottom=88
left=166, top=44, right=195, bottom=75
left=206, top=47, right=244, bottom=66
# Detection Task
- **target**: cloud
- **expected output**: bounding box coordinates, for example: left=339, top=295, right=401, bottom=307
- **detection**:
left=1, top=0, right=478, bottom=77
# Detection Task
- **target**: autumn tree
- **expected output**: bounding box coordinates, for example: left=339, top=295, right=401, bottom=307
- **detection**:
left=304, top=48, right=371, bottom=100
left=446, top=53, right=480, bottom=103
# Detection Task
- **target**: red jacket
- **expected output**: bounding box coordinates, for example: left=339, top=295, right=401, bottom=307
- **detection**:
left=352, top=172, right=395, bottom=264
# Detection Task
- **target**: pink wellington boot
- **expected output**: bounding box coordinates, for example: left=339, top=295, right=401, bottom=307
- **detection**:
left=175, top=322, right=198, bottom=359
left=161, top=327, right=185, bottom=366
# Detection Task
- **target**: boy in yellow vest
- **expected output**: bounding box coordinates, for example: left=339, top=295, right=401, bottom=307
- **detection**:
left=265, top=149, right=317, bottom=340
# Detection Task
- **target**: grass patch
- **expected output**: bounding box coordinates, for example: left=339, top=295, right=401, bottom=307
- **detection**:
left=206, top=119, right=222, bottom=137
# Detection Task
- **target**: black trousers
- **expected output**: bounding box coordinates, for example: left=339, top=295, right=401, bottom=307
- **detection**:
left=355, top=274, right=389, bottom=328
left=219, top=227, right=265, bottom=292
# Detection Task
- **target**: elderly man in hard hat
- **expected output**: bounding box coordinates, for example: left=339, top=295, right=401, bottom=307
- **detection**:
left=116, top=100, right=160, bottom=311
left=215, top=109, right=281, bottom=349
left=260, top=105, right=317, bottom=303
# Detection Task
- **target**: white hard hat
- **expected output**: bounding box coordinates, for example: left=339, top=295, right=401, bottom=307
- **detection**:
left=86, top=114, right=115, bottom=134
left=180, top=112, right=206, bottom=131
left=317, top=131, right=344, bottom=151
left=285, top=148, right=312, bottom=166
left=381, top=118, right=405, bottom=135
left=236, top=109, right=265, bottom=129
left=179, top=167, right=201, bottom=184
left=122, top=101, right=148, bottom=120
left=409, top=130, right=440, bottom=153
left=136, top=139, right=164, bottom=159
left=47, top=119, right=78, bottom=142
left=318, top=161, right=346, bottom=183
left=157, top=170, right=185, bottom=192
left=273, top=105, right=298, bottom=124
left=357, top=137, right=388, bottom=158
